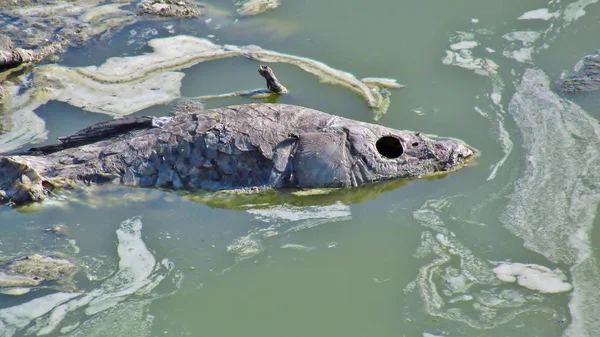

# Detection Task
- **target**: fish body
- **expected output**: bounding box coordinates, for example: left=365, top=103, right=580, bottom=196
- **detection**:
left=0, top=104, right=473, bottom=206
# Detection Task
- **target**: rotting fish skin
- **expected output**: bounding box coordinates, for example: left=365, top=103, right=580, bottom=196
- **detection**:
left=0, top=103, right=473, bottom=206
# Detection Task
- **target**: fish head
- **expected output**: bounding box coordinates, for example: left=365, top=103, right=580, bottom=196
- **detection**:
left=290, top=121, right=474, bottom=189
left=344, top=123, right=474, bottom=183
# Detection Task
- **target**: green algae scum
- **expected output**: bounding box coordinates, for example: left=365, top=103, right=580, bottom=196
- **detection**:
left=1, top=0, right=600, bottom=336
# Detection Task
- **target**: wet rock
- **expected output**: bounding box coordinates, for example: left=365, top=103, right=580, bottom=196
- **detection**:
left=0, top=254, right=78, bottom=292
left=559, top=50, right=600, bottom=93
left=0, top=1, right=134, bottom=50
left=138, top=0, right=205, bottom=18
left=0, top=34, right=64, bottom=70
left=236, top=0, right=281, bottom=16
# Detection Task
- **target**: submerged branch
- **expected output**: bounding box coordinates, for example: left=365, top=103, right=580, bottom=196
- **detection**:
left=258, top=64, right=288, bottom=94
left=193, top=65, right=287, bottom=102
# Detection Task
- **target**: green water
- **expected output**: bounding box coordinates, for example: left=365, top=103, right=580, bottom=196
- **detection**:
left=2, top=0, right=600, bottom=336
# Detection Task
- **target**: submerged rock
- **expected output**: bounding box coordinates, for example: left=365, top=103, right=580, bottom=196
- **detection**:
left=138, top=0, right=205, bottom=18
left=0, top=34, right=63, bottom=72
left=559, top=50, right=600, bottom=93
left=0, top=287, right=31, bottom=296
left=0, top=0, right=135, bottom=50
left=236, top=0, right=282, bottom=16
left=0, top=254, right=78, bottom=293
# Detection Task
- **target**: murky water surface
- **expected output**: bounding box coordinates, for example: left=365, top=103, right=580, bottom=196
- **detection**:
left=1, top=0, right=600, bottom=336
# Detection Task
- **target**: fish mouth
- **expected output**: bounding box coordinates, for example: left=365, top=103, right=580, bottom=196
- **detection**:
left=433, top=139, right=475, bottom=171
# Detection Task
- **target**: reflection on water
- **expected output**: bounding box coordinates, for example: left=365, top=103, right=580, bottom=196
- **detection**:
left=2, top=0, right=600, bottom=336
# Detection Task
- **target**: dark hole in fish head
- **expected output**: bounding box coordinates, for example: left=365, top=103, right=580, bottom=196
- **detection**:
left=376, top=136, right=403, bottom=159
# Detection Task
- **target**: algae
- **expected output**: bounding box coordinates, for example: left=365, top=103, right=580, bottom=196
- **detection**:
left=0, top=254, right=78, bottom=292
left=1, top=35, right=403, bottom=152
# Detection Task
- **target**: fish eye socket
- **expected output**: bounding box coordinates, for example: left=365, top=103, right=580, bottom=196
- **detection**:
left=376, top=136, right=403, bottom=159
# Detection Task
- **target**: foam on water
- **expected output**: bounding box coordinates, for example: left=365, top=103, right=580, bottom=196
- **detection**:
left=518, top=8, right=560, bottom=21
left=442, top=31, right=512, bottom=181
left=0, top=216, right=178, bottom=337
left=563, top=0, right=599, bottom=22
left=493, top=262, right=573, bottom=293
left=225, top=202, right=351, bottom=262
left=245, top=202, right=351, bottom=224
left=502, top=31, right=542, bottom=64
left=503, top=69, right=600, bottom=337
left=441, top=3, right=600, bottom=333
left=411, top=199, right=565, bottom=329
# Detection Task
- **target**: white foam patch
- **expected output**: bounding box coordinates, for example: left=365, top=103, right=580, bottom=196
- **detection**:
left=0, top=216, right=177, bottom=337
left=0, top=292, right=81, bottom=336
left=502, top=32, right=541, bottom=64
left=246, top=202, right=351, bottom=225
left=450, top=41, right=479, bottom=50
left=493, top=263, right=573, bottom=293
left=563, top=0, right=598, bottom=22
left=503, top=31, right=542, bottom=44
left=518, top=8, right=560, bottom=20
left=503, top=47, right=535, bottom=63
left=502, top=68, right=600, bottom=337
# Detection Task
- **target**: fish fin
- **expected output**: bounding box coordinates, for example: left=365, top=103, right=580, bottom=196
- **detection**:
left=29, top=116, right=159, bottom=155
